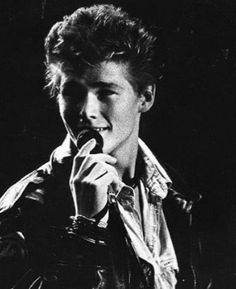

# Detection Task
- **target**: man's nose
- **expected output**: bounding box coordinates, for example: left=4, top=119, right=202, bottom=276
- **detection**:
left=80, top=91, right=99, bottom=120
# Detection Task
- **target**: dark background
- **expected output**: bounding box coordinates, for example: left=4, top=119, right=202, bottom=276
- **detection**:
left=0, top=0, right=236, bottom=288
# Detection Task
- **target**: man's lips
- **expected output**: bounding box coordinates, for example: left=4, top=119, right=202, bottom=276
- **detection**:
left=92, top=127, right=109, bottom=132
left=77, top=126, right=109, bottom=132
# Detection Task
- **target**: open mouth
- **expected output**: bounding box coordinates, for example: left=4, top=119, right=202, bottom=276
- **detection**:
left=92, top=127, right=108, bottom=132
left=76, top=126, right=109, bottom=134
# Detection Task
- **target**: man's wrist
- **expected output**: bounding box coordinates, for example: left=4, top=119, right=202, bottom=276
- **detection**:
left=67, top=214, right=107, bottom=245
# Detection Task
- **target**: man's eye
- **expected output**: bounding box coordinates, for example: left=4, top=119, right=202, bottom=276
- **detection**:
left=61, top=81, right=86, bottom=99
left=98, top=89, right=116, bottom=98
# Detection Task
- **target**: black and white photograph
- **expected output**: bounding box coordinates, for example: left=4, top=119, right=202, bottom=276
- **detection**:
left=0, top=1, right=235, bottom=288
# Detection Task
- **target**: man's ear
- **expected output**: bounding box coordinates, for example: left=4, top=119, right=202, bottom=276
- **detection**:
left=138, top=84, right=156, bottom=113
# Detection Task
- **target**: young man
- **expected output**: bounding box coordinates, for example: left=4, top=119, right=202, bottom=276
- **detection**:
left=0, top=4, right=179, bottom=289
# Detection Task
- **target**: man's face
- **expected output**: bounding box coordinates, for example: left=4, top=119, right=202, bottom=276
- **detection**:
left=57, top=61, right=142, bottom=156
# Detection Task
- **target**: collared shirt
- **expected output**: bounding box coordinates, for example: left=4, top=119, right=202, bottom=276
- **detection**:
left=116, top=139, right=178, bottom=289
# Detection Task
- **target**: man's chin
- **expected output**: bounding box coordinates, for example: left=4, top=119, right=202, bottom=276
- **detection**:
left=102, top=142, right=116, bottom=155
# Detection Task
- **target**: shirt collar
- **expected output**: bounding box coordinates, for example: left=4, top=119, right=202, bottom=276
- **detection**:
left=138, top=138, right=172, bottom=200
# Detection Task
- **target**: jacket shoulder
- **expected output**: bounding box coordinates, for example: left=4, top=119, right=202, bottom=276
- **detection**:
left=0, top=162, right=52, bottom=213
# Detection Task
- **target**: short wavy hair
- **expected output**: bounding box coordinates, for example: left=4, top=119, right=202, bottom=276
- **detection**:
left=45, top=4, right=157, bottom=97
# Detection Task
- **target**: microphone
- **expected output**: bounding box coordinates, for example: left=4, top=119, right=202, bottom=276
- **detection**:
left=76, top=128, right=104, bottom=153
left=68, top=128, right=106, bottom=230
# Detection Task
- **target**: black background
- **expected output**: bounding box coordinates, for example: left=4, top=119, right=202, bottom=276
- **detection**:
left=0, top=0, right=236, bottom=287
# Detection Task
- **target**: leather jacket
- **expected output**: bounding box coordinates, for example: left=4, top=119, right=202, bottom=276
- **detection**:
left=0, top=137, right=202, bottom=289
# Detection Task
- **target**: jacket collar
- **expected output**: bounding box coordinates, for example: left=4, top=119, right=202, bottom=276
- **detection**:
left=138, top=138, right=172, bottom=200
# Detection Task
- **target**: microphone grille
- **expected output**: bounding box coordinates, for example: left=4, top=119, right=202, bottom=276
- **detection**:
left=76, top=128, right=104, bottom=153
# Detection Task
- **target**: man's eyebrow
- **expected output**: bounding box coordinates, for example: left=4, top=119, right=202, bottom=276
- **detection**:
left=61, top=79, right=77, bottom=86
left=90, top=81, right=122, bottom=90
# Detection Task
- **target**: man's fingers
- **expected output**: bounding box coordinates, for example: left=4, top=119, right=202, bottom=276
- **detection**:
left=95, top=172, right=118, bottom=187
left=78, top=138, right=97, bottom=157
left=88, top=163, right=108, bottom=180
left=80, top=154, right=117, bottom=167
left=70, top=139, right=96, bottom=177
left=71, top=153, right=117, bottom=179
left=75, top=161, right=119, bottom=182
left=74, top=162, right=107, bottom=181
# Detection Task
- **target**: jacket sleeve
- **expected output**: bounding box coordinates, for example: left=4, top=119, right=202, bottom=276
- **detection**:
left=0, top=165, right=52, bottom=286
left=0, top=185, right=29, bottom=262
left=0, top=206, right=29, bottom=287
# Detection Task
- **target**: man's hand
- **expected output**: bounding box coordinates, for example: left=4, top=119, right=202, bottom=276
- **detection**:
left=69, top=138, right=120, bottom=219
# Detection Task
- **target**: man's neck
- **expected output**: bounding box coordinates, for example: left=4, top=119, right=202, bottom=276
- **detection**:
left=112, top=136, right=139, bottom=182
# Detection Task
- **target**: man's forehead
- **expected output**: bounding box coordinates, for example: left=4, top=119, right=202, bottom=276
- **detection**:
left=60, top=61, right=132, bottom=88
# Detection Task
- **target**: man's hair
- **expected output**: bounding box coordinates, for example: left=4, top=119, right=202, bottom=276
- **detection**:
left=45, top=4, right=157, bottom=97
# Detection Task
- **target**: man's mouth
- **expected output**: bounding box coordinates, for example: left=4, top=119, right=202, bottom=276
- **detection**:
left=76, top=125, right=109, bottom=134
left=92, top=127, right=108, bottom=132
